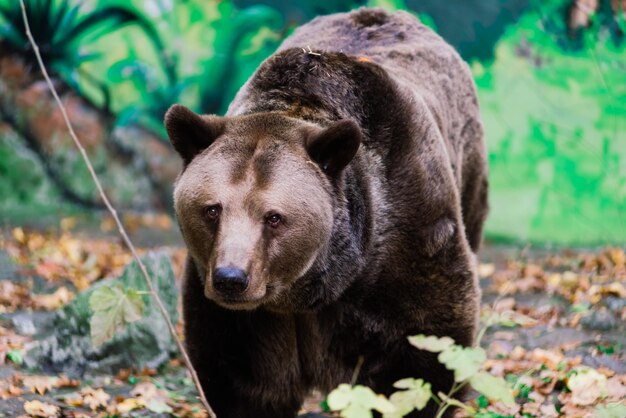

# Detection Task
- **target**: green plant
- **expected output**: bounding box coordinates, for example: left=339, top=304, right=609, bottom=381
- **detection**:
left=0, top=0, right=168, bottom=108
left=327, top=333, right=516, bottom=418
left=325, top=300, right=548, bottom=418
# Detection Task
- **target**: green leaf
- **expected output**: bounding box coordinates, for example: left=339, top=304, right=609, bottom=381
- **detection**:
left=343, top=404, right=374, bottom=418
left=408, top=335, right=455, bottom=352
left=6, top=350, right=23, bottom=365
left=593, top=402, right=626, bottom=418
left=90, top=284, right=123, bottom=311
left=146, top=397, right=173, bottom=414
left=0, top=23, right=25, bottom=46
left=89, top=284, right=144, bottom=347
left=438, top=345, right=486, bottom=382
left=491, top=310, right=537, bottom=328
left=327, top=384, right=395, bottom=418
left=384, top=378, right=432, bottom=417
left=327, top=384, right=352, bottom=411
left=319, top=399, right=330, bottom=412
left=469, top=372, right=515, bottom=406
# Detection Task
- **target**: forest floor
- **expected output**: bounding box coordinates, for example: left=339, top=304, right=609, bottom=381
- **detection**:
left=0, top=216, right=624, bottom=417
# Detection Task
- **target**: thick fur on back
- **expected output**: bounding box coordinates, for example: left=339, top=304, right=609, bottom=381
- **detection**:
left=181, top=8, right=488, bottom=418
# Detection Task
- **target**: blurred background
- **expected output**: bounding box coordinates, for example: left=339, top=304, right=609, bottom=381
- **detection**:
left=1, top=0, right=625, bottom=245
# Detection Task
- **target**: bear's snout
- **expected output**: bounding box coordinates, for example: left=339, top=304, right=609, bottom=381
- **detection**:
left=212, top=267, right=249, bottom=296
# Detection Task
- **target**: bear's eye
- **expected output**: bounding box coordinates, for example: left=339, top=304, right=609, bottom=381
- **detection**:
left=265, top=213, right=282, bottom=228
left=205, top=205, right=221, bottom=220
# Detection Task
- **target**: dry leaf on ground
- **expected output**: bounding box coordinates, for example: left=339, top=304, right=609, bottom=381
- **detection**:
left=23, top=400, right=59, bottom=417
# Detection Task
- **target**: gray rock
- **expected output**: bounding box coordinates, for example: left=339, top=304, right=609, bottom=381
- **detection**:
left=604, top=295, right=626, bottom=313
left=25, top=252, right=179, bottom=377
left=580, top=308, right=619, bottom=331
left=11, top=313, right=36, bottom=335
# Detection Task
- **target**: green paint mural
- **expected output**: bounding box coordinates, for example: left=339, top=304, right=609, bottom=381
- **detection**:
left=475, top=1, right=626, bottom=245
left=0, top=0, right=624, bottom=245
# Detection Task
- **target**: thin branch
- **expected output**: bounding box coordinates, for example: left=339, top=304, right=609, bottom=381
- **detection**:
left=350, top=356, right=365, bottom=386
left=18, top=2, right=215, bottom=417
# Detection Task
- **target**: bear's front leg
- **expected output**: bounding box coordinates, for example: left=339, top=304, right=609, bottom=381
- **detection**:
left=182, top=257, right=307, bottom=418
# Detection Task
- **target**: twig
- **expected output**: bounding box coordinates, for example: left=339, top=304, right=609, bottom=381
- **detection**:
left=350, top=356, right=365, bottom=386
left=19, top=2, right=216, bottom=416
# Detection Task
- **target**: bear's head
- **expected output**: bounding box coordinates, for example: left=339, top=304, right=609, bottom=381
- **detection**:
left=165, top=105, right=362, bottom=311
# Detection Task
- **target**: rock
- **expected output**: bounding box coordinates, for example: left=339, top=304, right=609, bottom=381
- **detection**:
left=579, top=308, right=619, bottom=331
left=11, top=314, right=36, bottom=335
left=0, top=125, right=68, bottom=222
left=604, top=295, right=626, bottom=314
left=0, top=45, right=178, bottom=214
left=25, top=252, right=179, bottom=377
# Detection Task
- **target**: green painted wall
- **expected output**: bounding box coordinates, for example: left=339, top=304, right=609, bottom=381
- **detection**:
left=0, top=0, right=624, bottom=245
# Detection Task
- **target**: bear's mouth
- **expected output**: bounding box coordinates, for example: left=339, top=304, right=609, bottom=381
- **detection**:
left=207, top=282, right=281, bottom=311
left=212, top=294, right=267, bottom=310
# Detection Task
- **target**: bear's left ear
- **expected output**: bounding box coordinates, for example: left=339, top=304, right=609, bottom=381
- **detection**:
left=164, top=104, right=225, bottom=166
left=305, top=120, right=362, bottom=175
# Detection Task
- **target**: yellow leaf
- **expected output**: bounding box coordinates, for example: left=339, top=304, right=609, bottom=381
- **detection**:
left=116, top=397, right=145, bottom=414
left=23, top=400, right=59, bottom=417
left=13, top=227, right=26, bottom=244
left=478, top=263, right=495, bottom=277
left=567, top=367, right=607, bottom=406
left=80, top=387, right=110, bottom=410
left=130, top=381, right=172, bottom=414
left=31, top=287, right=74, bottom=310
left=23, top=376, right=55, bottom=395
left=60, top=217, right=77, bottom=232
left=60, top=391, right=83, bottom=407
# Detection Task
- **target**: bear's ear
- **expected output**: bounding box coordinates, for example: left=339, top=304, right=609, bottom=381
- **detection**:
left=164, top=104, right=225, bottom=165
left=305, top=120, right=362, bottom=175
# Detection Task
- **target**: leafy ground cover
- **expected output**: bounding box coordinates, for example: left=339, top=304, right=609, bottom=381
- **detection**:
left=0, top=219, right=624, bottom=417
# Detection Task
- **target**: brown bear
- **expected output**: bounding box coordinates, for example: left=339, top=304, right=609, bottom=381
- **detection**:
left=165, top=8, right=487, bottom=418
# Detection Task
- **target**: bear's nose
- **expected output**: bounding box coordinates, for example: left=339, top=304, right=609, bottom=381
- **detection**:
left=212, top=267, right=249, bottom=295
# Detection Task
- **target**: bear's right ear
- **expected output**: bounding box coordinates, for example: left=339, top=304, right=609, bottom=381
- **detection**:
left=164, top=104, right=225, bottom=166
left=305, top=120, right=362, bottom=175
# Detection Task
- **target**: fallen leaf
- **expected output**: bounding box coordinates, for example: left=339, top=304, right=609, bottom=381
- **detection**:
left=115, top=397, right=144, bottom=414
left=23, top=400, right=59, bottom=417
left=567, top=366, right=608, bottom=406
left=31, top=287, right=74, bottom=310
left=80, top=387, right=110, bottom=410
left=131, top=381, right=172, bottom=414
left=530, top=348, right=563, bottom=369
left=13, top=227, right=26, bottom=244
left=60, top=391, right=83, bottom=407
left=55, top=375, right=80, bottom=388
left=478, top=263, right=495, bottom=277
left=594, top=402, right=626, bottom=418
left=23, top=375, right=55, bottom=395
left=606, top=375, right=626, bottom=400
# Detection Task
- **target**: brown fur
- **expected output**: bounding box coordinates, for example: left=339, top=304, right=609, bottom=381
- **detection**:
left=165, top=8, right=488, bottom=418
